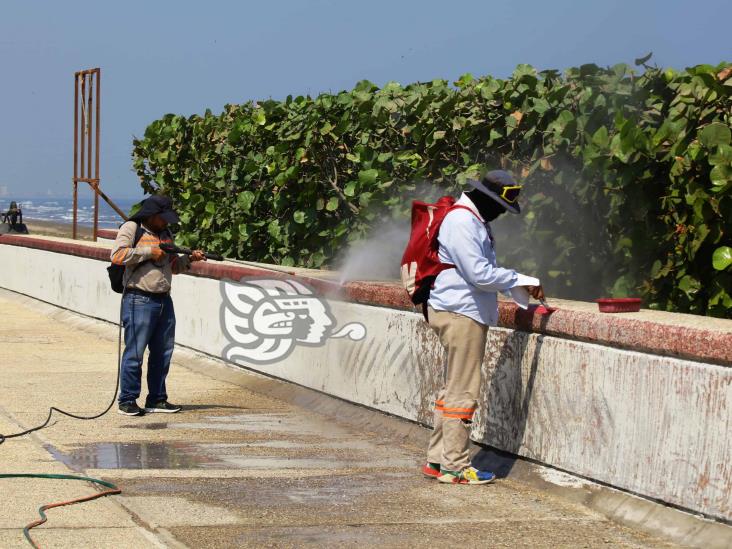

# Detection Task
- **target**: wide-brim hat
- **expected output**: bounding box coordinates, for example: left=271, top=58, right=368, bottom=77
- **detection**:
left=466, top=170, right=522, bottom=214
left=129, top=195, right=180, bottom=224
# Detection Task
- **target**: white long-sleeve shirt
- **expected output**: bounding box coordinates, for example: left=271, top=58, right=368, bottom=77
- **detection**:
left=428, top=193, right=537, bottom=326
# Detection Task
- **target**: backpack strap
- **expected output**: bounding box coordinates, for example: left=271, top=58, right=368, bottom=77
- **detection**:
left=119, top=222, right=149, bottom=275
left=132, top=222, right=145, bottom=247
left=431, top=204, right=487, bottom=280
left=447, top=204, right=482, bottom=221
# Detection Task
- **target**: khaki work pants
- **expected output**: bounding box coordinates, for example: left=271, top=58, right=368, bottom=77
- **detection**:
left=426, top=306, right=488, bottom=472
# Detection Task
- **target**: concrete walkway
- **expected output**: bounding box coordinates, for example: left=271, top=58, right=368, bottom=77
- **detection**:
left=0, top=290, right=679, bottom=548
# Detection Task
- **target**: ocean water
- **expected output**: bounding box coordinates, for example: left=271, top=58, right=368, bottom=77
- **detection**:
left=2, top=197, right=140, bottom=229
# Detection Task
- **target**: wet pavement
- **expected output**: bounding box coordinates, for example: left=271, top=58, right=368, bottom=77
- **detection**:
left=0, top=290, right=681, bottom=548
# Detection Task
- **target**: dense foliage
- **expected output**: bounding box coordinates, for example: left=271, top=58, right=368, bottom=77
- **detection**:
left=132, top=60, right=732, bottom=317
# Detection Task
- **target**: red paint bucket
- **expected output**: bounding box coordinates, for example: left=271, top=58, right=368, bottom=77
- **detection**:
left=596, top=298, right=641, bottom=313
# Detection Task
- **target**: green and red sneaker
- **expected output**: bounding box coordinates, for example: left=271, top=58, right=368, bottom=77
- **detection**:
left=437, top=466, right=495, bottom=485
left=422, top=462, right=441, bottom=479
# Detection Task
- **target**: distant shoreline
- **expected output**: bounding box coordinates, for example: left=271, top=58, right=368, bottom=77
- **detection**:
left=2, top=197, right=134, bottom=233
left=22, top=219, right=99, bottom=240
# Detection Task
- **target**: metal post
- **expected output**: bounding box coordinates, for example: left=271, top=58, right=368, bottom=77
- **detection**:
left=80, top=75, right=86, bottom=183
left=94, top=70, right=102, bottom=240
left=73, top=73, right=79, bottom=240
left=87, top=73, right=99, bottom=242
left=87, top=73, right=93, bottom=185
left=72, top=182, right=78, bottom=239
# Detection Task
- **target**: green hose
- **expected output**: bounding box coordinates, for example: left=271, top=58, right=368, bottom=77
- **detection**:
left=0, top=472, right=121, bottom=547
left=0, top=295, right=126, bottom=546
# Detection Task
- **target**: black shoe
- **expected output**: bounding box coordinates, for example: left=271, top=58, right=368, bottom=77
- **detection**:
left=144, top=400, right=182, bottom=414
left=118, top=401, right=145, bottom=416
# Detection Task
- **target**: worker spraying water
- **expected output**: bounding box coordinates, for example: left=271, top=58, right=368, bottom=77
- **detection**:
left=110, top=195, right=209, bottom=416
left=401, top=169, right=544, bottom=485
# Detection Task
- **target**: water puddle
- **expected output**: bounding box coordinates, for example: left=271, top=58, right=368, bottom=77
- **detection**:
left=44, top=412, right=416, bottom=472
left=46, top=438, right=416, bottom=472
left=120, top=422, right=169, bottom=430
left=46, top=442, right=220, bottom=471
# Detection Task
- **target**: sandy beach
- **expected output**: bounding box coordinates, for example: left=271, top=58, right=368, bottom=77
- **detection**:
left=19, top=219, right=98, bottom=240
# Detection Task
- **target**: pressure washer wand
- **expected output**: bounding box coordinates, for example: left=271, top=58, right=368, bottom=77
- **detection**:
left=159, top=243, right=224, bottom=261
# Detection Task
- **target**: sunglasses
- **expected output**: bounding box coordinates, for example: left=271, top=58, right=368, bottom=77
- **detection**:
left=485, top=181, right=522, bottom=204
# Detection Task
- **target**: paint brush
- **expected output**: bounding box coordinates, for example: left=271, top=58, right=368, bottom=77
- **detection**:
left=535, top=297, right=557, bottom=315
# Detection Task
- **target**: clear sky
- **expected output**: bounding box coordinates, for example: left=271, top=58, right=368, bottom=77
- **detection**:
left=1, top=0, right=730, bottom=200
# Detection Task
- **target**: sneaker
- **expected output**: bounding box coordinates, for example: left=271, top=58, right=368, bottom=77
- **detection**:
left=437, top=466, right=496, bottom=485
left=118, top=401, right=144, bottom=416
left=144, top=400, right=182, bottom=413
left=422, top=462, right=441, bottom=479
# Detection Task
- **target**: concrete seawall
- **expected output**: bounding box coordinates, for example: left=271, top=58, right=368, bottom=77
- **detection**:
left=1, top=233, right=730, bottom=524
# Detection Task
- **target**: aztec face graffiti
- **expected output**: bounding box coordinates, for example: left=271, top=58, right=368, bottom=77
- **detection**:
left=221, top=278, right=366, bottom=364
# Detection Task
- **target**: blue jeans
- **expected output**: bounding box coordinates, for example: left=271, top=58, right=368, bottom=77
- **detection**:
left=119, top=292, right=176, bottom=406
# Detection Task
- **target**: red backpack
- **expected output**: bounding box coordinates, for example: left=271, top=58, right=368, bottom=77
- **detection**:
left=400, top=196, right=479, bottom=305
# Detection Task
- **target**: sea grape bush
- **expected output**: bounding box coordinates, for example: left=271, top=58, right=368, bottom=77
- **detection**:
left=132, top=61, right=732, bottom=317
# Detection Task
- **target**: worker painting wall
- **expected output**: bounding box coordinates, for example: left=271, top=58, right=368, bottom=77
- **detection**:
left=0, top=235, right=730, bottom=523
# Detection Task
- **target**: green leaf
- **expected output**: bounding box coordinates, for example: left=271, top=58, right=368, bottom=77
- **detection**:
left=709, top=144, right=732, bottom=166
left=699, top=123, right=731, bottom=148
left=592, top=126, right=610, bottom=148
left=252, top=109, right=266, bottom=126
left=359, top=192, right=373, bottom=208
left=634, top=52, right=653, bottom=66
left=128, top=201, right=144, bottom=218
left=358, top=169, right=379, bottom=185
left=320, top=121, right=333, bottom=134
left=678, top=274, right=701, bottom=297
left=708, top=277, right=732, bottom=308
left=650, top=260, right=663, bottom=278
left=293, top=210, right=306, bottom=224
left=712, top=246, right=732, bottom=270
left=611, top=275, right=636, bottom=298
left=326, top=197, right=339, bottom=211
left=236, top=191, right=256, bottom=213
left=552, top=110, right=575, bottom=136
left=689, top=224, right=710, bottom=257
left=344, top=181, right=357, bottom=197
left=454, top=73, right=474, bottom=88
left=710, top=164, right=732, bottom=186
left=268, top=220, right=281, bottom=239
left=531, top=98, right=550, bottom=114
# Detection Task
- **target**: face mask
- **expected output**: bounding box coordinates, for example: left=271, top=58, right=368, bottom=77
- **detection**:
left=466, top=190, right=506, bottom=222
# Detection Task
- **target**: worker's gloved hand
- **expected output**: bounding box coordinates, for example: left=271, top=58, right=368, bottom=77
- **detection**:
left=150, top=246, right=166, bottom=262
left=190, top=250, right=207, bottom=262
left=524, top=285, right=545, bottom=301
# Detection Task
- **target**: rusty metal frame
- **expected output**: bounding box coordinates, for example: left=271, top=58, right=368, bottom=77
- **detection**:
left=72, top=68, right=127, bottom=240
